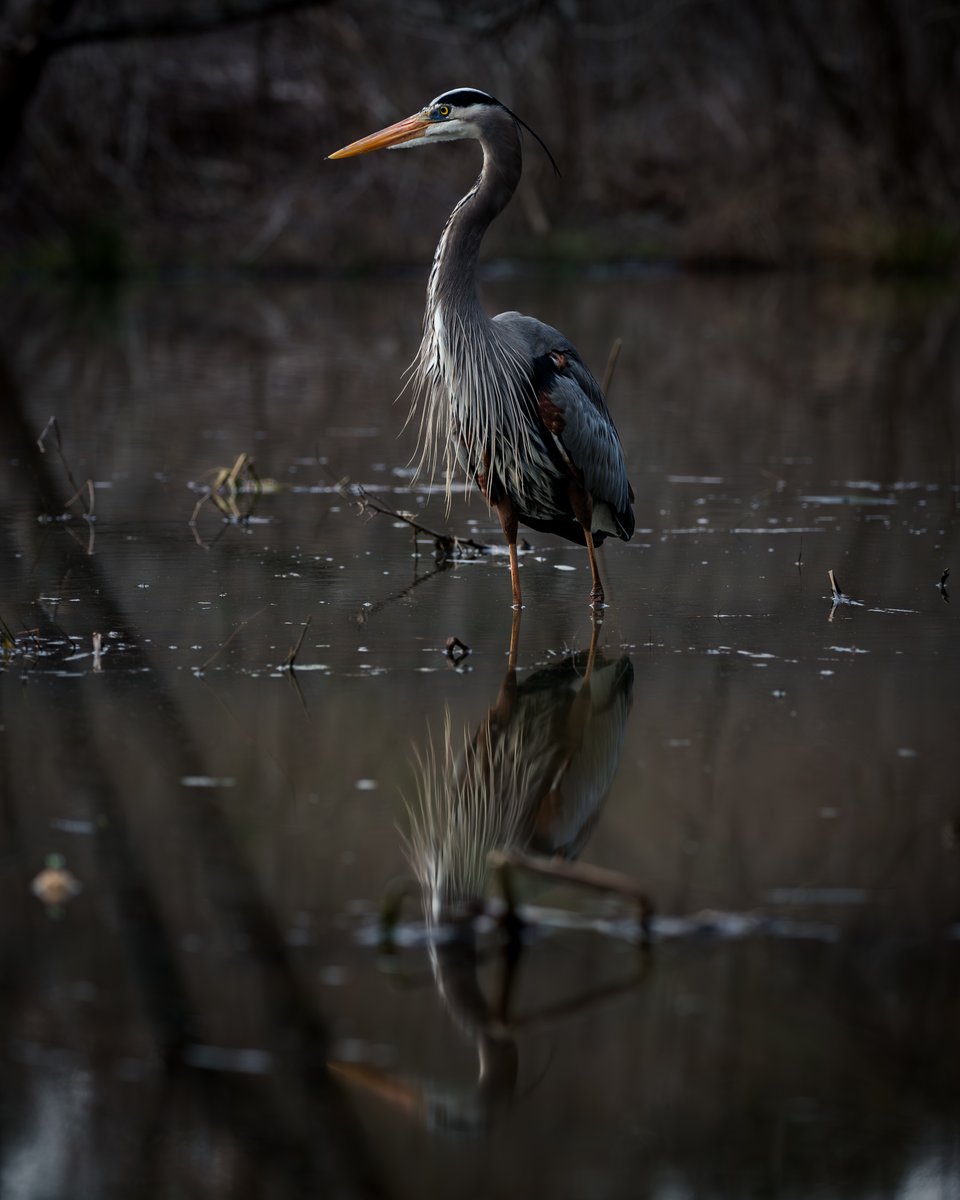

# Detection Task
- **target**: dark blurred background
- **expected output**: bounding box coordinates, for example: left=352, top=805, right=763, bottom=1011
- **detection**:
left=2, top=0, right=960, bottom=276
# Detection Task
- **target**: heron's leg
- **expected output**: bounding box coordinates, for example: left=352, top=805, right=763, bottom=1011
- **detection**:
left=493, top=499, right=522, bottom=609
left=568, top=484, right=604, bottom=606
left=583, top=531, right=605, bottom=608
left=507, top=543, right=522, bottom=608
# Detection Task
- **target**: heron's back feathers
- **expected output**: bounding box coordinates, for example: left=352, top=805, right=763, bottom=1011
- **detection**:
left=494, top=312, right=635, bottom=542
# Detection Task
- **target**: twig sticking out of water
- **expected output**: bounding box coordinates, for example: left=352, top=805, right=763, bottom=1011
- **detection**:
left=191, top=452, right=262, bottom=524
left=939, top=567, right=950, bottom=603
left=601, top=337, right=623, bottom=397
left=345, top=482, right=489, bottom=560
left=0, top=621, right=71, bottom=663
left=0, top=614, right=16, bottom=654
left=280, top=616, right=312, bottom=670
left=827, top=568, right=865, bottom=621
left=796, top=536, right=803, bottom=572
left=36, top=416, right=94, bottom=518
left=37, top=416, right=80, bottom=493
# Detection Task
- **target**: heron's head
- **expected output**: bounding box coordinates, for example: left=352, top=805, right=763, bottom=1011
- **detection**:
left=327, top=88, right=506, bottom=159
left=327, top=88, right=558, bottom=173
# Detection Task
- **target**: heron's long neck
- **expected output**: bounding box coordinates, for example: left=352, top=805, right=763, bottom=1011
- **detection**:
left=415, top=122, right=526, bottom=500
left=426, top=127, right=522, bottom=327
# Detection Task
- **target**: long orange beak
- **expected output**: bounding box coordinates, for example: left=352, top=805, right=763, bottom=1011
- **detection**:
left=327, top=113, right=431, bottom=159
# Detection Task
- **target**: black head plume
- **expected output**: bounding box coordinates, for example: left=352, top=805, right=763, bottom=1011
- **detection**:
left=500, top=100, right=561, bottom=178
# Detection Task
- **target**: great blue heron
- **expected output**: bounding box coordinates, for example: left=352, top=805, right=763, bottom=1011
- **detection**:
left=328, top=87, right=635, bottom=607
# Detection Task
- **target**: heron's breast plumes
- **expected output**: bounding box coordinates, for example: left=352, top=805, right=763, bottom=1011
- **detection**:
left=411, top=297, right=560, bottom=517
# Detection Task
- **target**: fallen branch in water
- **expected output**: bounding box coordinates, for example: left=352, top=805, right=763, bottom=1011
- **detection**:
left=344, top=482, right=489, bottom=559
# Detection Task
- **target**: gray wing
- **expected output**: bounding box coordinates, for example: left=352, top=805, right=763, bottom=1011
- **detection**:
left=492, top=310, right=633, bottom=518
left=545, top=369, right=633, bottom=517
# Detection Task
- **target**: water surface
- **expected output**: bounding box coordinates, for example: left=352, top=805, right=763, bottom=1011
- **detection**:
left=1, top=273, right=958, bottom=1198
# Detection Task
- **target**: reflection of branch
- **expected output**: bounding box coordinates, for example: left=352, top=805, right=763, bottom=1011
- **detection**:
left=354, top=560, right=449, bottom=626
left=345, top=482, right=489, bottom=559
left=198, top=604, right=268, bottom=671
left=36, top=415, right=94, bottom=518
left=42, top=0, right=332, bottom=55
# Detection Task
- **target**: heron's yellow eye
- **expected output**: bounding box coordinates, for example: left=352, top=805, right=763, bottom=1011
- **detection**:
left=437, top=104, right=450, bottom=118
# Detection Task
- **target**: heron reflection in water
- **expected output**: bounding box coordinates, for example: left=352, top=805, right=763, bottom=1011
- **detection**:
left=329, top=89, right=635, bottom=608
left=329, top=620, right=641, bottom=1134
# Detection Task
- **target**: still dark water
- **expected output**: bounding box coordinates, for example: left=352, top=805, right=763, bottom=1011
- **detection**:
left=1, top=273, right=959, bottom=1199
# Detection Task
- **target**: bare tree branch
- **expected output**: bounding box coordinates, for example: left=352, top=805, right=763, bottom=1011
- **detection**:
left=40, top=0, right=332, bottom=54
left=0, top=0, right=79, bottom=165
